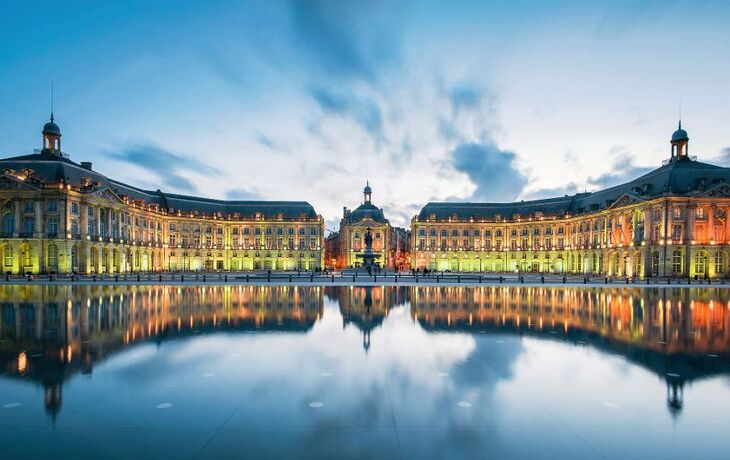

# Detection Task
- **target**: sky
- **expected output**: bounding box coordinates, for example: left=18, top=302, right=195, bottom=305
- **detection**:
left=1, top=0, right=730, bottom=231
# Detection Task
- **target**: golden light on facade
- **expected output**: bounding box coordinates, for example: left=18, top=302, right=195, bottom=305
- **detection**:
left=17, top=351, right=27, bottom=373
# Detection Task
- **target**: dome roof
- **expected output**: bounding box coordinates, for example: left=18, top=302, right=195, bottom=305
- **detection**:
left=671, top=121, right=688, bottom=142
left=364, top=182, right=372, bottom=194
left=347, top=203, right=387, bottom=224
left=43, top=115, right=61, bottom=136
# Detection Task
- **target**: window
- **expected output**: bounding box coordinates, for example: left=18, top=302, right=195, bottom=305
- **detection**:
left=694, top=252, right=707, bottom=276
left=48, top=244, right=58, bottom=268
left=71, top=203, right=79, bottom=214
left=24, top=201, right=33, bottom=212
left=696, top=207, right=706, bottom=220
left=673, top=207, right=681, bottom=220
left=47, top=201, right=57, bottom=212
left=3, top=213, right=14, bottom=235
left=4, top=245, right=12, bottom=266
left=47, top=216, right=58, bottom=236
left=23, top=217, right=34, bottom=234
left=71, top=219, right=79, bottom=235
left=672, top=250, right=682, bottom=275
left=715, top=252, right=726, bottom=275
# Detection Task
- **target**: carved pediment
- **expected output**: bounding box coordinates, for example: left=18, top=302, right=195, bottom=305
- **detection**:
left=0, top=175, right=41, bottom=191
left=702, top=184, right=730, bottom=198
left=92, top=188, right=125, bottom=203
left=608, top=194, right=643, bottom=209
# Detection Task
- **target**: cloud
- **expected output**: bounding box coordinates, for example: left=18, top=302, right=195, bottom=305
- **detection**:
left=449, top=84, right=484, bottom=114
left=451, top=141, right=527, bottom=202
left=714, top=147, right=730, bottom=166
left=522, top=183, right=581, bottom=200
left=309, top=86, right=384, bottom=145
left=586, top=147, right=653, bottom=189
left=109, top=144, right=220, bottom=193
left=226, top=188, right=261, bottom=200
left=286, top=0, right=401, bottom=82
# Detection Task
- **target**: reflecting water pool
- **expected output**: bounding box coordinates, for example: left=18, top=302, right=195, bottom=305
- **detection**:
left=1, top=285, right=730, bottom=459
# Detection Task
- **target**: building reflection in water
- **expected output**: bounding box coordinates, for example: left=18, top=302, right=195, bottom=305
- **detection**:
left=1, top=284, right=729, bottom=421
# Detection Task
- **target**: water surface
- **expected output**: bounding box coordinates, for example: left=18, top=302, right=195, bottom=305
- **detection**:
left=1, top=285, right=729, bottom=459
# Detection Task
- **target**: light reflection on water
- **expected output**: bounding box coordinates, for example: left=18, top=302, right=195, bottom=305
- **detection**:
left=1, top=285, right=729, bottom=459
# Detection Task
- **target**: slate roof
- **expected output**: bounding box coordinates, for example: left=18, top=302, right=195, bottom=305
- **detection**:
left=0, top=153, right=318, bottom=219
left=346, top=203, right=389, bottom=224
left=418, top=158, right=730, bottom=221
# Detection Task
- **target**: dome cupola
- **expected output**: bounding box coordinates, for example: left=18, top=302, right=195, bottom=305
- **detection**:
left=41, top=113, right=62, bottom=156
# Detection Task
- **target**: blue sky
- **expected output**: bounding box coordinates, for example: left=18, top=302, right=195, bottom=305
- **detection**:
left=1, top=0, right=729, bottom=230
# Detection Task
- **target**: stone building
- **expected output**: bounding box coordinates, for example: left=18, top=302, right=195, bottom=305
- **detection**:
left=0, top=116, right=324, bottom=274
left=411, top=123, right=730, bottom=278
left=326, top=182, right=410, bottom=270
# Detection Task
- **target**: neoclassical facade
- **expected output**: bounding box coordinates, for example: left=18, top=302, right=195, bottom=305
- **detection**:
left=0, top=117, right=324, bottom=274
left=411, top=124, right=730, bottom=278
left=325, top=183, right=409, bottom=269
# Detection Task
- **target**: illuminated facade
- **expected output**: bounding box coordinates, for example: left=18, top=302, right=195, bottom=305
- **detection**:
left=325, top=183, right=410, bottom=269
left=411, top=124, right=730, bottom=278
left=0, top=117, right=325, bottom=274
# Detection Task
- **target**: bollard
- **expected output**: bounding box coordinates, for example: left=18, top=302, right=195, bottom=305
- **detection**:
left=562, top=276, right=566, bottom=284
left=225, top=274, right=228, bottom=282
left=137, top=274, right=141, bottom=282
left=159, top=274, right=162, bottom=282
left=499, top=276, right=503, bottom=284
left=203, top=275, right=206, bottom=282
left=584, top=276, right=587, bottom=284
left=520, top=276, right=524, bottom=284
left=605, top=277, right=608, bottom=284
left=181, top=274, right=184, bottom=283
left=541, top=275, right=544, bottom=284
left=457, top=275, right=460, bottom=283
left=246, top=274, right=249, bottom=283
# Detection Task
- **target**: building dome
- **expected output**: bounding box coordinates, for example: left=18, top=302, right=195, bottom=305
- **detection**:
left=364, top=183, right=372, bottom=194
left=43, top=115, right=61, bottom=136
left=347, top=203, right=387, bottom=224
left=671, top=121, right=688, bottom=142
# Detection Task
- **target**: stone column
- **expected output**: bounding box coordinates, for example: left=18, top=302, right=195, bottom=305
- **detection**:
left=13, top=201, right=21, bottom=236
left=34, top=200, right=42, bottom=237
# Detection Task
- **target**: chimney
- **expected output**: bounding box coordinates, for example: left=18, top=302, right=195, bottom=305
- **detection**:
left=80, top=162, right=93, bottom=170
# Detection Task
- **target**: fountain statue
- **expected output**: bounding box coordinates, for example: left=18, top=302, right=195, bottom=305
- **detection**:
left=355, top=228, right=381, bottom=273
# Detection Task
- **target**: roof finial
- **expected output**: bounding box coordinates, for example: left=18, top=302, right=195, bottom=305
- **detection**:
left=50, top=80, right=54, bottom=122
left=678, top=98, right=682, bottom=129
